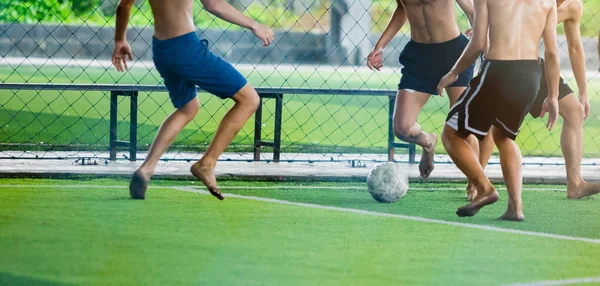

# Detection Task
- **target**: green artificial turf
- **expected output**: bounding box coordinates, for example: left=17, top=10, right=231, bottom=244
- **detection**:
left=1, top=178, right=599, bottom=285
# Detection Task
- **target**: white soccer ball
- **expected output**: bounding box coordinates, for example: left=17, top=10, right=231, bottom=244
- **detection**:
left=367, top=162, right=409, bottom=203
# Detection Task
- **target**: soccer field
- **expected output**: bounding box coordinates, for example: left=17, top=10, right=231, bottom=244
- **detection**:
left=1, top=178, right=599, bottom=285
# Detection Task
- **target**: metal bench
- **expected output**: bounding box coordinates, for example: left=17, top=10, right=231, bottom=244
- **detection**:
left=0, top=83, right=416, bottom=163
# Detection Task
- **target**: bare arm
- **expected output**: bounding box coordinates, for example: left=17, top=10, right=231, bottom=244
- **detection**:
left=201, top=0, right=274, bottom=46
left=541, top=3, right=560, bottom=130
left=563, top=3, right=586, bottom=98
left=543, top=4, right=560, bottom=102
left=450, top=0, right=487, bottom=76
left=114, top=0, right=135, bottom=42
left=112, top=0, right=136, bottom=72
left=456, top=0, right=475, bottom=27
left=598, top=30, right=600, bottom=64
left=367, top=0, right=407, bottom=70
left=201, top=0, right=256, bottom=30
left=437, top=0, right=485, bottom=95
left=373, top=0, right=407, bottom=51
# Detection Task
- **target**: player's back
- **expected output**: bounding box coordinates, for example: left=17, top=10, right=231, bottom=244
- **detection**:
left=148, top=0, right=195, bottom=40
left=486, top=0, right=555, bottom=60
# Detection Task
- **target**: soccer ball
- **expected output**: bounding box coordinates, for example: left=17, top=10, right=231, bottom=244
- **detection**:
left=367, top=162, right=409, bottom=203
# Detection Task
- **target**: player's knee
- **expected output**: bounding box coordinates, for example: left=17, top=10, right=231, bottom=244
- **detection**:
left=179, top=98, right=200, bottom=118
left=393, top=123, right=412, bottom=140
left=492, top=128, right=509, bottom=146
left=441, top=125, right=454, bottom=151
left=563, top=103, right=584, bottom=126
left=247, top=92, right=260, bottom=111
left=234, top=85, right=260, bottom=111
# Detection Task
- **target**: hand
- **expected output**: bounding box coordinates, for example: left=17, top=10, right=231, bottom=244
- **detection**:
left=465, top=28, right=473, bottom=39
left=250, top=22, right=274, bottom=46
left=579, top=94, right=590, bottom=121
left=437, top=71, right=459, bottom=96
left=112, top=40, right=133, bottom=72
left=540, top=96, right=559, bottom=131
left=367, top=48, right=384, bottom=71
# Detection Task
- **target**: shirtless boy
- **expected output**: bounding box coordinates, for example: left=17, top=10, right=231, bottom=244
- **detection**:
left=470, top=0, right=600, bottom=200
left=367, top=0, right=475, bottom=178
left=438, top=0, right=560, bottom=221
left=112, top=0, right=274, bottom=200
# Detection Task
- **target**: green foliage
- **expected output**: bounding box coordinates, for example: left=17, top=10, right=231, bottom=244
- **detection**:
left=0, top=0, right=73, bottom=23
left=0, top=0, right=297, bottom=30
left=2, top=0, right=598, bottom=36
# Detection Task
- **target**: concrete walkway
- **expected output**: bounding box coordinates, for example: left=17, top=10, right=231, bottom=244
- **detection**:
left=1, top=152, right=599, bottom=184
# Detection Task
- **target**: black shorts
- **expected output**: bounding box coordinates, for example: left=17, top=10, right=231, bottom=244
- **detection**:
left=528, top=66, right=574, bottom=118
left=446, top=59, right=543, bottom=140
left=398, top=34, right=475, bottom=95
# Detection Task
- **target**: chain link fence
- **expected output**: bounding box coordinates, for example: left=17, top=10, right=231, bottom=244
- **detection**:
left=1, top=0, right=599, bottom=164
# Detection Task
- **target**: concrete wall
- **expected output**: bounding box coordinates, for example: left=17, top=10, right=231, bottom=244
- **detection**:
left=0, top=24, right=328, bottom=65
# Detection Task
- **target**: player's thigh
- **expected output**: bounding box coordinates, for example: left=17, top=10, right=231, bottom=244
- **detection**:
left=445, top=86, right=468, bottom=107
left=393, top=89, right=431, bottom=126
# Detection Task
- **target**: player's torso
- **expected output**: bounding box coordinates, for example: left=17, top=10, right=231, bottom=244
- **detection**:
left=148, top=0, right=196, bottom=40
left=486, top=0, right=554, bottom=60
left=399, top=0, right=460, bottom=44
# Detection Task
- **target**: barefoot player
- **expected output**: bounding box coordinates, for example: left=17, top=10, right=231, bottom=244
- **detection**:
left=367, top=0, right=476, bottom=179
left=438, top=0, right=560, bottom=221
left=112, top=0, right=274, bottom=200
left=468, top=0, right=600, bottom=200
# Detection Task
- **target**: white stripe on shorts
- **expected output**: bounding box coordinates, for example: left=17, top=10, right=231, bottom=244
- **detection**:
left=465, top=62, right=491, bottom=136
left=495, top=118, right=519, bottom=136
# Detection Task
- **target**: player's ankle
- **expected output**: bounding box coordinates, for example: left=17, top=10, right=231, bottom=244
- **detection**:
left=195, top=157, right=217, bottom=169
left=567, top=178, right=584, bottom=190
left=136, top=166, right=154, bottom=178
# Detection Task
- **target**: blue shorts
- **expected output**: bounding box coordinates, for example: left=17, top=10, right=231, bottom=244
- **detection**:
left=398, top=34, right=475, bottom=95
left=152, top=32, right=247, bottom=108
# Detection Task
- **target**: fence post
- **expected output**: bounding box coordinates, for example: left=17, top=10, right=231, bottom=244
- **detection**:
left=253, top=96, right=264, bottom=161
left=109, top=90, right=138, bottom=161
left=388, top=94, right=395, bottom=162
left=109, top=91, right=118, bottom=161
left=129, top=91, right=138, bottom=161
left=273, top=93, right=283, bottom=162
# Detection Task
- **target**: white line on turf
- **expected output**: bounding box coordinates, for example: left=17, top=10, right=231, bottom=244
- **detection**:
left=503, top=277, right=600, bottom=286
left=0, top=184, right=565, bottom=192
left=171, top=186, right=600, bottom=245
left=0, top=185, right=129, bottom=189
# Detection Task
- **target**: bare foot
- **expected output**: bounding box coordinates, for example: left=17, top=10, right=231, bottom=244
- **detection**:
left=190, top=161, right=224, bottom=200
left=456, top=189, right=499, bottom=217
left=129, top=169, right=150, bottom=200
left=465, top=182, right=478, bottom=201
left=567, top=181, right=600, bottom=199
left=499, top=211, right=524, bottom=222
left=419, top=133, right=438, bottom=179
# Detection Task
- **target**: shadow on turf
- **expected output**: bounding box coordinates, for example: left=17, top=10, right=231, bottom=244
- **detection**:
left=0, top=272, right=71, bottom=286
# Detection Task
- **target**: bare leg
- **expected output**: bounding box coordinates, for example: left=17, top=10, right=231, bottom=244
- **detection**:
left=442, top=125, right=498, bottom=217
left=558, top=94, right=600, bottom=199
left=466, top=132, right=494, bottom=200
left=392, top=90, right=437, bottom=178
left=492, top=127, right=524, bottom=221
left=190, top=84, right=260, bottom=200
left=446, top=87, right=482, bottom=200
left=130, top=98, right=201, bottom=199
